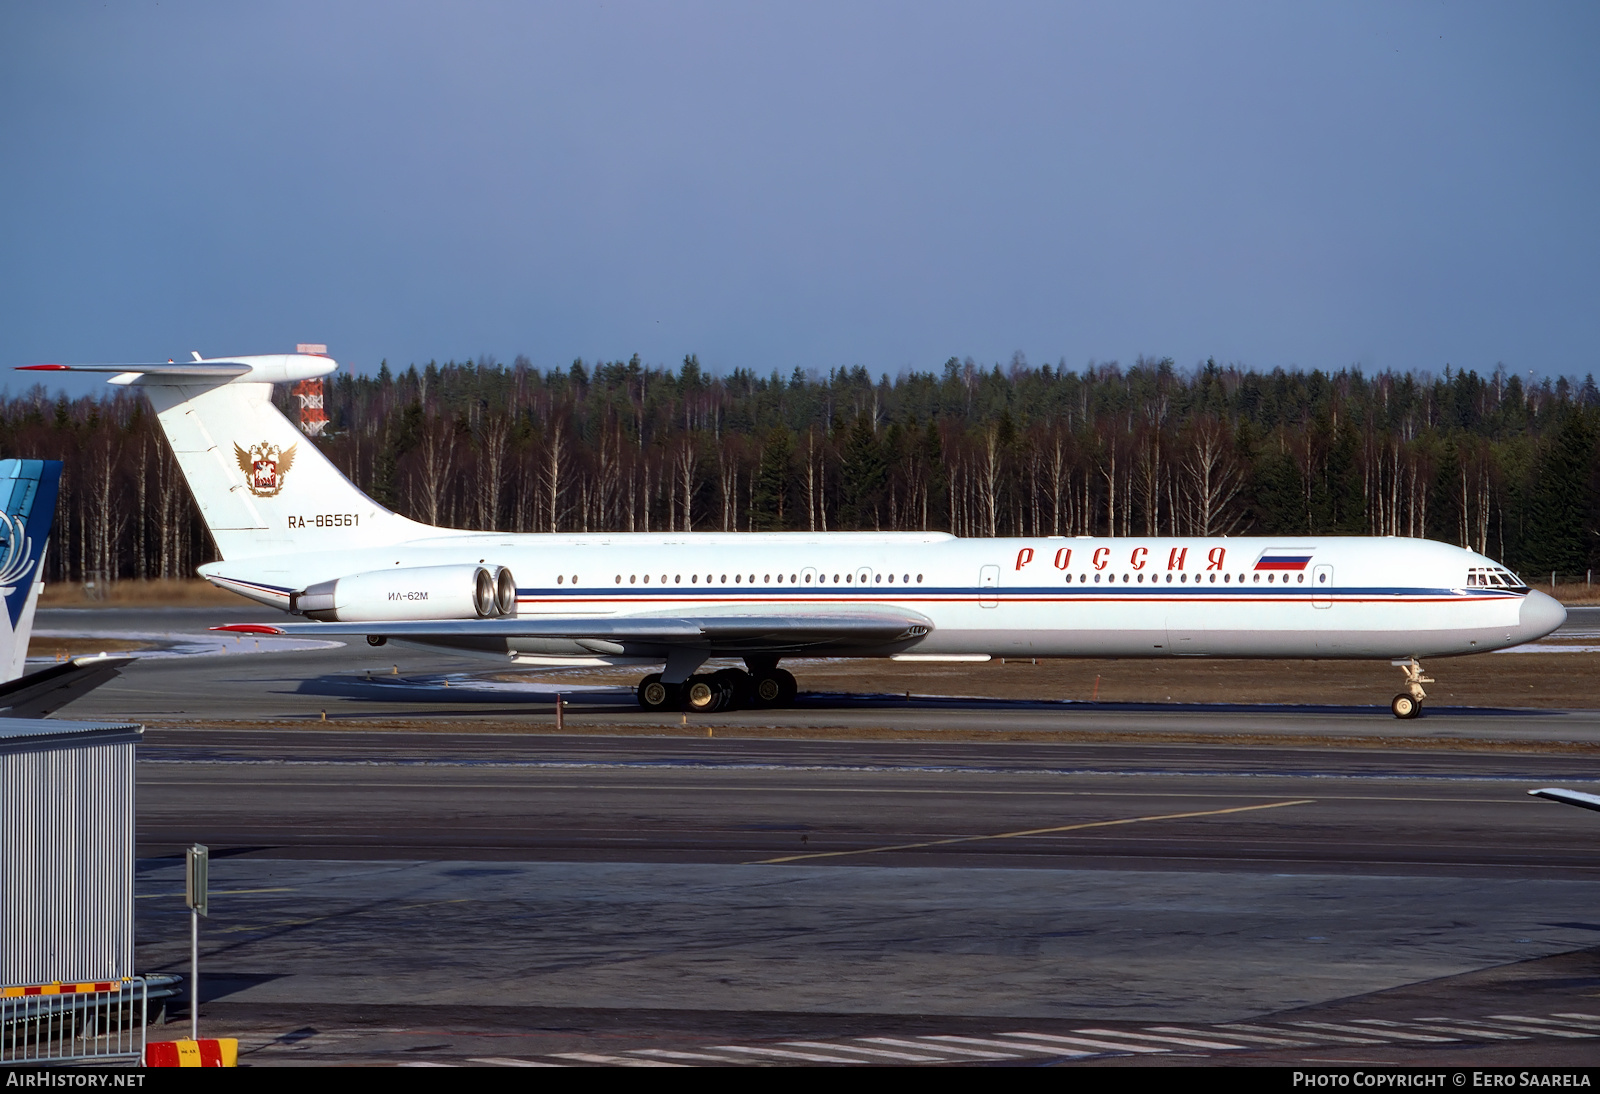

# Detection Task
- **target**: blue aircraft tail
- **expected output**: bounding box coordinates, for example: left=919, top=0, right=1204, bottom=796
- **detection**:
left=0, top=459, right=61, bottom=682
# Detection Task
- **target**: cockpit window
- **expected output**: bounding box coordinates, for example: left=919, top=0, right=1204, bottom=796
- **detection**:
left=1467, top=565, right=1530, bottom=593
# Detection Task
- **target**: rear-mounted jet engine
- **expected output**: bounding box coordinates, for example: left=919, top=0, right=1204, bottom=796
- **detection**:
left=290, top=564, right=516, bottom=622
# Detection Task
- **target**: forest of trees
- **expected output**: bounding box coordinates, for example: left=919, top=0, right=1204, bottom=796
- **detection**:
left=4, top=353, right=1599, bottom=586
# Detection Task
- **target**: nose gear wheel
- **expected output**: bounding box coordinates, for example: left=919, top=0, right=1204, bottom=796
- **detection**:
left=1390, top=659, right=1432, bottom=719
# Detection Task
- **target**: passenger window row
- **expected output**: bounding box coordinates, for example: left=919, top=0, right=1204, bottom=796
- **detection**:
left=1063, top=572, right=1308, bottom=584
left=556, top=570, right=1325, bottom=589
left=557, top=571, right=1328, bottom=588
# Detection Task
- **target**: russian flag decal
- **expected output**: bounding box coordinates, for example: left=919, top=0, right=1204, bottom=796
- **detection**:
left=1255, top=549, right=1314, bottom=572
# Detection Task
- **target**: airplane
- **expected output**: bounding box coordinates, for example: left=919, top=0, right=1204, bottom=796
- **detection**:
left=20, top=352, right=1567, bottom=718
left=0, top=458, right=132, bottom=717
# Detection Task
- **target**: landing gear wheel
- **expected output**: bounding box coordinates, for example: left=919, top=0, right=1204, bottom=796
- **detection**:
left=710, top=668, right=750, bottom=710
left=752, top=672, right=784, bottom=707
left=746, top=664, right=798, bottom=709
left=684, top=675, right=723, bottom=714
left=771, top=669, right=798, bottom=707
left=1390, top=659, right=1432, bottom=720
left=637, top=674, right=676, bottom=712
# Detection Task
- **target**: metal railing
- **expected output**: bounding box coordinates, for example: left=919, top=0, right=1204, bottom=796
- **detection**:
left=0, top=978, right=147, bottom=1065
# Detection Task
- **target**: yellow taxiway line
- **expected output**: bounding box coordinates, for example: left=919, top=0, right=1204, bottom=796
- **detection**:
left=749, top=799, right=1316, bottom=864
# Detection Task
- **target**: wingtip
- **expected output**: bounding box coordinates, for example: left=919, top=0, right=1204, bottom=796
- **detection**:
left=211, top=624, right=286, bottom=635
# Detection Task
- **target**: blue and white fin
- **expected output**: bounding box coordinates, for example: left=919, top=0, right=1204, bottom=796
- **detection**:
left=0, top=459, right=61, bottom=683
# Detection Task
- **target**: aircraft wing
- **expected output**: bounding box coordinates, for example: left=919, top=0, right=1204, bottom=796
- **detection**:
left=217, top=609, right=933, bottom=655
left=1529, top=787, right=1600, bottom=813
left=0, top=654, right=133, bottom=718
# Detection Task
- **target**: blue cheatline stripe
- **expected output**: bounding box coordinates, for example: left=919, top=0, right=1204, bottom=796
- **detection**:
left=215, top=576, right=294, bottom=596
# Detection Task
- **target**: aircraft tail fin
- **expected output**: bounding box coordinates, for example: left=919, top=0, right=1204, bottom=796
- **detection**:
left=0, top=459, right=61, bottom=682
left=22, top=355, right=428, bottom=562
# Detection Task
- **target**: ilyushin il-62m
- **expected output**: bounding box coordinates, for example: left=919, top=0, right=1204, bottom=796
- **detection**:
left=22, top=352, right=1566, bottom=718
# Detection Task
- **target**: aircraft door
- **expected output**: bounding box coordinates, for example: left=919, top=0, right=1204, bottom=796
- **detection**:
left=1165, top=613, right=1207, bottom=654
left=856, top=566, right=873, bottom=589
left=1313, top=565, right=1333, bottom=609
left=979, top=564, right=1000, bottom=608
left=801, top=566, right=818, bottom=589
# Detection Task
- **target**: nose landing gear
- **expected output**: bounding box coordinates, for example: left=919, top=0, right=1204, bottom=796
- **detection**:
left=1390, top=658, right=1432, bottom=719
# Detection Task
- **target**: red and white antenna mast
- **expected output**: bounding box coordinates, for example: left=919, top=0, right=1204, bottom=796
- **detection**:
left=292, top=344, right=330, bottom=437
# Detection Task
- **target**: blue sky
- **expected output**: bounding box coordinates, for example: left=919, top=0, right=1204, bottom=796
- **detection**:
left=2, top=2, right=1596, bottom=397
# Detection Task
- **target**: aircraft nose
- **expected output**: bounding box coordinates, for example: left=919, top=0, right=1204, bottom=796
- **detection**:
left=1517, top=589, right=1566, bottom=642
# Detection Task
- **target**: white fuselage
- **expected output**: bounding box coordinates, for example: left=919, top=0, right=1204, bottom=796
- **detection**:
left=204, top=531, right=1565, bottom=664
left=34, top=355, right=1563, bottom=684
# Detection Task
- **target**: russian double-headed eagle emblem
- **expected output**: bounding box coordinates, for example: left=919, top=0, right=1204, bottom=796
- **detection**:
left=234, top=441, right=297, bottom=497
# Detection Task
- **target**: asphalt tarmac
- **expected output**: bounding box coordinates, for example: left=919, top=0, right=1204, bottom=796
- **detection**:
left=33, top=606, right=1600, bottom=1066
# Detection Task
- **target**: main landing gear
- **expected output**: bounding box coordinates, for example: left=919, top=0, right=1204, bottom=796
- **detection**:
left=1390, top=658, right=1433, bottom=719
left=635, top=661, right=798, bottom=713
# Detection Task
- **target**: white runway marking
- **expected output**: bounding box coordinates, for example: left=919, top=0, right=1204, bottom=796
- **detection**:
left=1070, top=1027, right=1247, bottom=1050
left=710, top=1045, right=874, bottom=1063
left=1354, top=1019, right=1525, bottom=1040
left=784, top=1041, right=946, bottom=1062
left=1217, top=1022, right=1385, bottom=1045
left=1146, top=1025, right=1312, bottom=1047
left=856, top=1037, right=1023, bottom=1060
left=1422, top=1017, right=1587, bottom=1038
left=1484, top=1015, right=1599, bottom=1036
left=920, top=1034, right=1085, bottom=1055
left=550, top=1052, right=686, bottom=1066
left=1285, top=1020, right=1454, bottom=1043
left=630, top=1049, right=749, bottom=1063
left=515, top=1012, right=1600, bottom=1065
left=993, top=1031, right=1159, bottom=1054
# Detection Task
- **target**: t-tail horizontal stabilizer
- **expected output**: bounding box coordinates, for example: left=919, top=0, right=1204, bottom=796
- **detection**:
left=18, top=353, right=425, bottom=562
